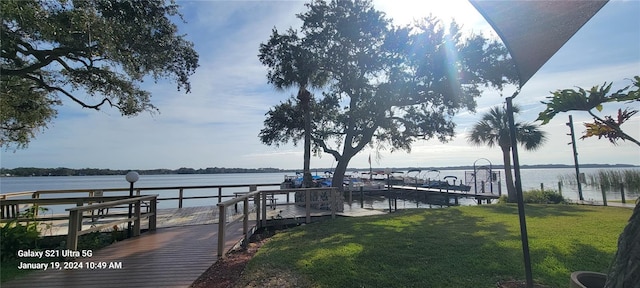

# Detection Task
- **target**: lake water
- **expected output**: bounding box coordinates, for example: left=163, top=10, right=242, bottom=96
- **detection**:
left=2, top=167, right=638, bottom=213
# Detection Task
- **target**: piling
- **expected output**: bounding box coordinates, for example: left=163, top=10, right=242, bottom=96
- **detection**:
left=600, top=184, right=608, bottom=206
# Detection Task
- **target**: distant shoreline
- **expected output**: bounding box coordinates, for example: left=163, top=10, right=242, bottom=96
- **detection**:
left=1, top=164, right=637, bottom=177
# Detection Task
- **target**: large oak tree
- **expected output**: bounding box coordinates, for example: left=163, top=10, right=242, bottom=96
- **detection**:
left=1, top=0, right=199, bottom=149
left=259, top=0, right=518, bottom=189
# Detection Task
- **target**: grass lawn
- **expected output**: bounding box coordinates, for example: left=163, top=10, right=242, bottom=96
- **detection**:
left=236, top=204, right=632, bottom=288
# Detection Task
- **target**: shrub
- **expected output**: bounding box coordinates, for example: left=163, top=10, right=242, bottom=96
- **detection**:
left=0, top=207, right=46, bottom=262
left=523, top=189, right=566, bottom=204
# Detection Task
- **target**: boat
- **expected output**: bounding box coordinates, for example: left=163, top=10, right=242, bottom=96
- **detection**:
left=281, top=172, right=328, bottom=188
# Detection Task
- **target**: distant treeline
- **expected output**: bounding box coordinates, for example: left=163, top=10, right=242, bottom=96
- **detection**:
left=1, top=164, right=636, bottom=177
left=0, top=167, right=287, bottom=177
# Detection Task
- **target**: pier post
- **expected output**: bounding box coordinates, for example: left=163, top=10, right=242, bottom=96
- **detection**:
left=394, top=190, right=397, bottom=212
left=558, top=181, right=562, bottom=196
left=331, top=189, right=336, bottom=219
left=67, top=210, right=79, bottom=250
left=261, top=192, right=268, bottom=227
left=620, top=184, right=626, bottom=204
left=179, top=189, right=184, bottom=208
left=540, top=183, right=544, bottom=191
left=243, top=197, right=249, bottom=246
left=360, top=187, right=364, bottom=208
left=305, top=190, right=311, bottom=224
left=255, top=194, right=261, bottom=228
left=134, top=200, right=141, bottom=237
left=218, top=204, right=225, bottom=257
left=600, top=184, right=608, bottom=206
left=149, top=198, right=157, bottom=231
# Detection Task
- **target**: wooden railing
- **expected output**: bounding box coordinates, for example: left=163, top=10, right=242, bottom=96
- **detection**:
left=65, top=195, right=158, bottom=251
left=0, top=183, right=280, bottom=219
left=1, top=196, right=130, bottom=222
left=216, top=187, right=339, bottom=258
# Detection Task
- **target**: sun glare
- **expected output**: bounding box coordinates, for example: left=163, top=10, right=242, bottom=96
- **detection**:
left=373, top=0, right=490, bottom=33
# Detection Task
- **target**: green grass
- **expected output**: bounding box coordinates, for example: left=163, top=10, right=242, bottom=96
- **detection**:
left=237, top=204, right=632, bottom=288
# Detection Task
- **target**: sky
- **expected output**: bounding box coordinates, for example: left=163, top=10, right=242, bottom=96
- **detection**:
left=1, top=0, right=639, bottom=170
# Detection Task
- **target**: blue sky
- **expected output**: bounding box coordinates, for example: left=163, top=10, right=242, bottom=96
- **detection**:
left=1, top=0, right=639, bottom=170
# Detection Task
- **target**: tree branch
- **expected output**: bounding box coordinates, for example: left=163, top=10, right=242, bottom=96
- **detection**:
left=23, top=74, right=118, bottom=111
left=587, top=110, right=640, bottom=146
left=311, top=136, right=341, bottom=160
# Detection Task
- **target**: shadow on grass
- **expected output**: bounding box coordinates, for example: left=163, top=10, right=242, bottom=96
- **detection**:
left=243, top=206, right=621, bottom=288
left=480, top=203, right=595, bottom=218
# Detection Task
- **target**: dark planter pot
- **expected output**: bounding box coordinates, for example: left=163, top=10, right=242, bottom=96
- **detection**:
left=570, top=271, right=607, bottom=288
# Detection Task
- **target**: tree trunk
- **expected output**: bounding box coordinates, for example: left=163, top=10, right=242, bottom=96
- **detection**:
left=501, top=145, right=516, bottom=202
left=332, top=158, right=348, bottom=192
left=605, top=198, right=640, bottom=288
left=299, top=89, right=313, bottom=188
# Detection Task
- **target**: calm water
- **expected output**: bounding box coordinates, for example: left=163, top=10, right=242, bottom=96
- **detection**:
left=2, top=168, right=638, bottom=213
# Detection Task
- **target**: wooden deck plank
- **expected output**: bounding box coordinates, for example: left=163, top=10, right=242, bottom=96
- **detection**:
left=4, top=202, right=384, bottom=287
left=3, top=220, right=253, bottom=288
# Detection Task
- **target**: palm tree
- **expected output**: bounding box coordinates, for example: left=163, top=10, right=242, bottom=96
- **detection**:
left=467, top=105, right=547, bottom=202
left=258, top=29, right=328, bottom=188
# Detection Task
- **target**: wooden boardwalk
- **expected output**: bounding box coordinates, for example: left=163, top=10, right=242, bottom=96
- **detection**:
left=3, top=220, right=252, bottom=288
left=3, top=203, right=385, bottom=288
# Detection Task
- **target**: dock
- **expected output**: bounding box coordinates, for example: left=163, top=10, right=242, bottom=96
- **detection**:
left=388, top=185, right=501, bottom=205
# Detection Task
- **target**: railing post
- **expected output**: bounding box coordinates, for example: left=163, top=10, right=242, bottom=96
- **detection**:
left=243, top=197, right=249, bottom=247
left=67, top=210, right=79, bottom=250
left=134, top=200, right=141, bottom=236
left=255, top=193, right=262, bottom=228
left=218, top=204, right=226, bottom=258
left=76, top=201, right=83, bottom=234
left=149, top=197, right=157, bottom=231
left=179, top=189, right=184, bottom=208
left=306, top=189, right=311, bottom=224
left=32, top=192, right=40, bottom=216
left=331, top=188, right=336, bottom=219
left=261, top=191, right=267, bottom=227
left=218, top=187, right=223, bottom=204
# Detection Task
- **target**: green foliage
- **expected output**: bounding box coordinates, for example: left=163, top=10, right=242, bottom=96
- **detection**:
left=467, top=105, right=547, bottom=202
left=537, top=76, right=640, bottom=146
left=238, top=205, right=630, bottom=288
left=0, top=207, right=47, bottom=262
left=259, top=0, right=518, bottom=188
left=0, top=0, right=199, bottom=149
left=522, top=189, right=566, bottom=204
